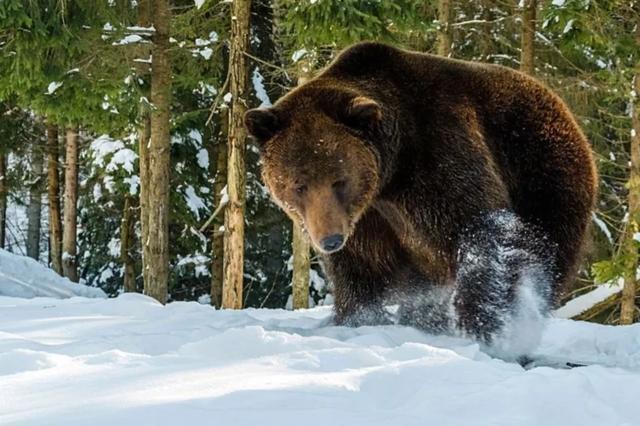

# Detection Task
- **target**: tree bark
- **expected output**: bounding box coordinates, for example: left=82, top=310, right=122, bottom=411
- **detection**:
left=145, top=0, right=172, bottom=304
left=46, top=123, right=63, bottom=275
left=62, top=127, right=79, bottom=282
left=211, top=107, right=228, bottom=308
left=121, top=195, right=137, bottom=293
left=620, top=25, right=640, bottom=325
left=291, top=223, right=310, bottom=309
left=291, top=63, right=312, bottom=310
left=520, top=0, right=536, bottom=75
left=0, top=152, right=7, bottom=249
left=437, top=0, right=453, bottom=57
left=137, top=0, right=152, bottom=293
left=139, top=113, right=151, bottom=286
left=222, top=0, right=252, bottom=309
left=27, top=144, right=43, bottom=260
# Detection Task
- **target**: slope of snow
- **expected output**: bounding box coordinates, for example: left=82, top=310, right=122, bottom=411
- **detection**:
left=2, top=293, right=640, bottom=426
left=554, top=280, right=623, bottom=319
left=0, top=250, right=105, bottom=299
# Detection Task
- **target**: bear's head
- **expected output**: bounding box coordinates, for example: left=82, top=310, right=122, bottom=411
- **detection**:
left=245, top=85, right=382, bottom=254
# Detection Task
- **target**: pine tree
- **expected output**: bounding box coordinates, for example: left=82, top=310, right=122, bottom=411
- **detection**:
left=46, top=123, right=63, bottom=275
left=0, top=151, right=6, bottom=249
left=136, top=0, right=153, bottom=296
left=291, top=60, right=312, bottom=310
left=520, top=0, right=536, bottom=75
left=120, top=195, right=137, bottom=293
left=223, top=0, right=252, bottom=309
left=437, top=0, right=454, bottom=57
left=211, top=106, right=228, bottom=308
left=620, top=20, right=640, bottom=325
left=27, top=142, right=44, bottom=261
left=144, top=0, right=172, bottom=304
left=62, top=126, right=79, bottom=281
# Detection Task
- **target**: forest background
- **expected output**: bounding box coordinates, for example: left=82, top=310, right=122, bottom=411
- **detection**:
left=0, top=0, right=638, bottom=324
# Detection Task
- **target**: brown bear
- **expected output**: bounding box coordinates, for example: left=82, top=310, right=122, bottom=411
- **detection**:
left=244, top=42, right=597, bottom=344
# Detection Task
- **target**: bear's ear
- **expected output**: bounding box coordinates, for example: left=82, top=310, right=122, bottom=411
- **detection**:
left=342, top=96, right=382, bottom=131
left=244, top=108, right=281, bottom=144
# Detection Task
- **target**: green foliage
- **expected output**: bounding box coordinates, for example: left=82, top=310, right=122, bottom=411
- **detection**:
left=591, top=259, right=622, bottom=284
left=278, top=0, right=434, bottom=57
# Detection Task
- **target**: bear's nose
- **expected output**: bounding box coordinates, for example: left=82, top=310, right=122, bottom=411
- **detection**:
left=320, top=234, right=344, bottom=252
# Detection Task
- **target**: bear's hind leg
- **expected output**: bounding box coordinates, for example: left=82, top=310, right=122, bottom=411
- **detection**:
left=453, top=210, right=553, bottom=352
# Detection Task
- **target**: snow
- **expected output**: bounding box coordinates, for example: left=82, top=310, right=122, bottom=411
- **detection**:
left=188, top=129, right=203, bottom=146
left=196, top=148, right=209, bottom=168
left=596, top=58, right=608, bottom=69
left=592, top=212, right=613, bottom=244
left=183, top=185, right=207, bottom=220
left=252, top=68, right=272, bottom=107
left=0, top=249, right=105, bottom=299
left=90, top=135, right=138, bottom=174
left=219, top=185, right=229, bottom=206
left=126, top=26, right=155, bottom=34
left=1, top=292, right=640, bottom=425
left=197, top=47, right=213, bottom=60
left=46, top=81, right=63, bottom=95
left=554, top=280, right=623, bottom=319
left=562, top=19, right=574, bottom=34
left=292, top=48, right=308, bottom=63
left=112, top=35, right=146, bottom=46
left=176, top=254, right=209, bottom=278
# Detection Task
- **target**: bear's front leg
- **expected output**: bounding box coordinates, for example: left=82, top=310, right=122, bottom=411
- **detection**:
left=394, top=278, right=455, bottom=334
left=323, top=250, right=394, bottom=327
left=453, top=210, right=553, bottom=348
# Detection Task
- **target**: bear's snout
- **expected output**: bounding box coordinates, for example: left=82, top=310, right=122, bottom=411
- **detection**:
left=303, top=185, right=350, bottom=253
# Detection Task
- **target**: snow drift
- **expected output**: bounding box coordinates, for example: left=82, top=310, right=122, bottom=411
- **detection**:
left=0, top=249, right=106, bottom=299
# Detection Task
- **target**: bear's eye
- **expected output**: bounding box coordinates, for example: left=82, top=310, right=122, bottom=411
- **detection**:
left=333, top=179, right=347, bottom=203
left=295, top=184, right=308, bottom=195
left=332, top=180, right=346, bottom=190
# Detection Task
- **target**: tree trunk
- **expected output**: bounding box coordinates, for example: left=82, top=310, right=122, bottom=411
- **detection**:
left=222, top=0, right=251, bottom=309
left=480, top=0, right=494, bottom=62
left=211, top=107, right=228, bottom=308
left=137, top=0, right=152, bottom=292
left=145, top=0, right=172, bottom=304
left=139, top=113, right=151, bottom=286
left=121, top=195, right=137, bottom=293
left=46, top=123, right=63, bottom=275
left=27, top=144, right=43, bottom=260
left=520, top=0, right=536, bottom=75
left=62, top=127, right=79, bottom=282
left=291, top=62, right=312, bottom=310
left=291, top=223, right=310, bottom=309
left=437, top=0, right=453, bottom=57
left=0, top=152, right=7, bottom=249
left=620, top=26, right=640, bottom=325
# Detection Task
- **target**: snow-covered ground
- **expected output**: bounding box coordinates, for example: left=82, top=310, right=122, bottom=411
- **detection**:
left=0, top=249, right=105, bottom=299
left=2, top=292, right=640, bottom=426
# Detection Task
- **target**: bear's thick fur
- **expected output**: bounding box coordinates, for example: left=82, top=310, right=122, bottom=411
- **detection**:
left=245, top=42, right=597, bottom=341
